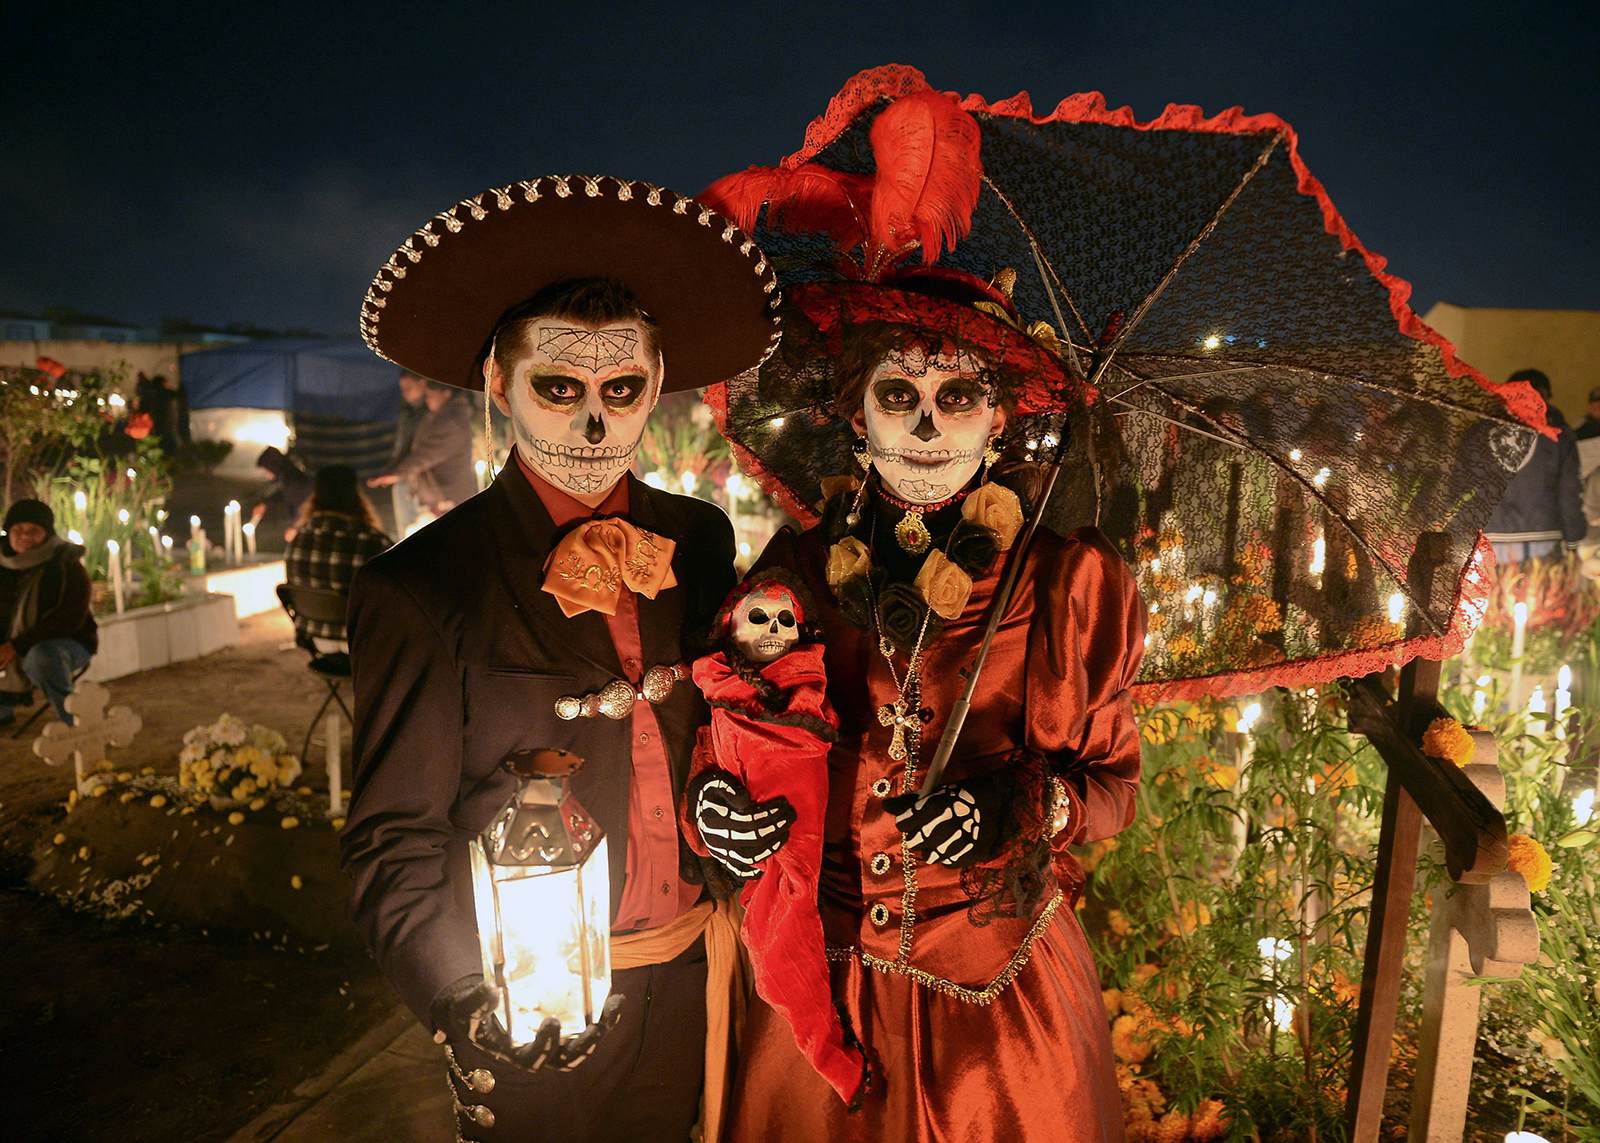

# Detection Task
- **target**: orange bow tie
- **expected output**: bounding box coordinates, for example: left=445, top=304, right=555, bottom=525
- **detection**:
left=541, top=518, right=678, bottom=618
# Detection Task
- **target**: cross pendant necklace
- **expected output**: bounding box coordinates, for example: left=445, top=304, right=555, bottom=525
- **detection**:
left=878, top=700, right=913, bottom=761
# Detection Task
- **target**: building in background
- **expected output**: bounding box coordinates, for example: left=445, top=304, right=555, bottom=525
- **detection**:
left=1423, top=303, right=1600, bottom=423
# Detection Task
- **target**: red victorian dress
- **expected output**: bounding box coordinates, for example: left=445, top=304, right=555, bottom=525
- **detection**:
left=727, top=512, right=1146, bottom=1143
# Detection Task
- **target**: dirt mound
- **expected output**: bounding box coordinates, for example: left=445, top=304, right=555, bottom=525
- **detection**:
left=29, top=776, right=363, bottom=957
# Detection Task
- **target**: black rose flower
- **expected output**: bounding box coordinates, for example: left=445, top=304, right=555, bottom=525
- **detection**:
left=878, top=580, right=942, bottom=654
left=947, top=521, right=999, bottom=577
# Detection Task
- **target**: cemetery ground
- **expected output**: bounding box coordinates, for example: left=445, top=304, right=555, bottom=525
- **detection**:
left=0, top=611, right=406, bottom=1142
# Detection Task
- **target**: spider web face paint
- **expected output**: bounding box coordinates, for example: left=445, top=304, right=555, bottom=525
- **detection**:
left=537, top=327, right=641, bottom=371
left=504, top=319, right=661, bottom=503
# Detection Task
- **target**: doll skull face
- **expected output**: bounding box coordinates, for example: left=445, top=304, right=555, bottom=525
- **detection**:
left=853, top=340, right=1005, bottom=505
left=732, top=587, right=802, bottom=663
left=488, top=317, right=663, bottom=506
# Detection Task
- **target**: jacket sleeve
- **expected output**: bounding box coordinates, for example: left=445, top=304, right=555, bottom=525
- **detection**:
left=12, top=557, right=92, bottom=656
left=393, top=405, right=470, bottom=483
left=1559, top=430, right=1586, bottom=543
left=339, top=562, right=480, bottom=1024
left=1025, top=531, right=1147, bottom=846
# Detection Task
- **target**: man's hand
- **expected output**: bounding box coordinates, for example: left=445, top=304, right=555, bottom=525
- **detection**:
left=690, top=768, right=795, bottom=881
left=431, top=973, right=624, bottom=1072
left=367, top=473, right=400, bottom=488
left=249, top=502, right=266, bottom=525
left=884, top=776, right=1008, bottom=867
left=0, top=642, right=16, bottom=671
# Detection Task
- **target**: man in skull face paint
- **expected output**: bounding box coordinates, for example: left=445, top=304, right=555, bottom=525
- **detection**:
left=340, top=177, right=782, bottom=1142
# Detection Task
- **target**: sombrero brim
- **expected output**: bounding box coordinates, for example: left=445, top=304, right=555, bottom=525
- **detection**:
left=360, top=175, right=781, bottom=393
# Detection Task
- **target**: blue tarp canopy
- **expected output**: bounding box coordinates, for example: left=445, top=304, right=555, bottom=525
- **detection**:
left=180, top=339, right=402, bottom=422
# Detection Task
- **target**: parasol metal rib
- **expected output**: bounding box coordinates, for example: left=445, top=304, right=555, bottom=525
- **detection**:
left=1109, top=398, right=1246, bottom=449
left=979, top=173, right=1095, bottom=354
left=1089, top=131, right=1284, bottom=390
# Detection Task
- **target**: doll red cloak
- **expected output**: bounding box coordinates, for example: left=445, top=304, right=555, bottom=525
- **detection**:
left=688, top=645, right=865, bottom=1104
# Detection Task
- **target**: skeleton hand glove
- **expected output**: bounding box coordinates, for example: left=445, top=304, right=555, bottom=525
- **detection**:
left=884, top=774, right=1009, bottom=867
left=690, top=767, right=796, bottom=881
left=430, top=973, right=625, bottom=1073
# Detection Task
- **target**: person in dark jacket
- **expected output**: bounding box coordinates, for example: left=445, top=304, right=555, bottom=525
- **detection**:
left=0, top=499, right=97, bottom=726
left=1485, top=369, right=1586, bottom=563
left=367, top=381, right=477, bottom=518
left=1574, top=385, right=1600, bottom=442
left=247, top=446, right=315, bottom=544
left=387, top=372, right=428, bottom=534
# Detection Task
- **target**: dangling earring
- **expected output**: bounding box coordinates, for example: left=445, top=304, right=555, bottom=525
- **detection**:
left=982, top=436, right=1002, bottom=481
left=852, top=435, right=871, bottom=471
left=846, top=441, right=870, bottom=529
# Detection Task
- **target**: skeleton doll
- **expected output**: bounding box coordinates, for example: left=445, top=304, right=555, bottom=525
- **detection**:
left=684, top=572, right=868, bottom=1106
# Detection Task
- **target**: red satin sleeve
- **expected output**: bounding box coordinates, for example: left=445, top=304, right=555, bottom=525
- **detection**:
left=1024, top=527, right=1146, bottom=847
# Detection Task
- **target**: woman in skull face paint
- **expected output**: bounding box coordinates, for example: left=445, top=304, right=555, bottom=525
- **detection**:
left=695, top=86, right=1145, bottom=1139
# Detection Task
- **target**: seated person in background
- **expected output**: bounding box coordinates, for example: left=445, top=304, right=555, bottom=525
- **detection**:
left=248, top=446, right=316, bottom=545
left=0, top=499, right=97, bottom=727
left=284, top=466, right=392, bottom=650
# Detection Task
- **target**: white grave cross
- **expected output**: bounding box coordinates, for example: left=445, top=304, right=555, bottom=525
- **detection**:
left=32, top=681, right=143, bottom=795
left=1410, top=729, right=1540, bottom=1141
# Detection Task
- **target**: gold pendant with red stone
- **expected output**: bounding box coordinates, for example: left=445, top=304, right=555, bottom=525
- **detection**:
left=894, top=509, right=931, bottom=554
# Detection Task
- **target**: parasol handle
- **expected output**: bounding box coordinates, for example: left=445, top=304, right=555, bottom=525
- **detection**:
left=920, top=456, right=1066, bottom=796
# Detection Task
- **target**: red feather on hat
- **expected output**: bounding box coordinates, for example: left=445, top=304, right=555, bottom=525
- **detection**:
left=702, top=163, right=874, bottom=256
left=866, top=90, right=982, bottom=270
left=702, top=90, right=983, bottom=281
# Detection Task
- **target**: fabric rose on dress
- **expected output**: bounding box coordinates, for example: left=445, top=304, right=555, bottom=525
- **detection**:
left=947, top=520, right=999, bottom=576
left=835, top=573, right=877, bottom=628
left=878, top=580, right=940, bottom=654
left=961, top=482, right=1024, bottom=550
left=826, top=536, right=872, bottom=587
left=914, top=549, right=973, bottom=620
left=817, top=474, right=861, bottom=507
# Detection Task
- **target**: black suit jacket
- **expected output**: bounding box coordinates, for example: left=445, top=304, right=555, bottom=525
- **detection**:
left=339, top=467, right=735, bottom=1022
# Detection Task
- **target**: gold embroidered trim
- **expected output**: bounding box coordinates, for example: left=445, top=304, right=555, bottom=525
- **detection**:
left=359, top=175, right=782, bottom=375
left=869, top=852, right=892, bottom=875
left=870, top=776, right=892, bottom=798
left=869, top=902, right=890, bottom=927
left=825, top=891, right=1064, bottom=1005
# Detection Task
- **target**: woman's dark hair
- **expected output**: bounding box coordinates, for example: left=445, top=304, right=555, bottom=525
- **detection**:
left=299, top=465, right=382, bottom=530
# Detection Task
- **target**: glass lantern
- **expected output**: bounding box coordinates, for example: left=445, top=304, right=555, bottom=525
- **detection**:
left=469, top=748, right=611, bottom=1042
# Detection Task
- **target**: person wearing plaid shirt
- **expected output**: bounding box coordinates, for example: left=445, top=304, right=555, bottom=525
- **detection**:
left=284, top=465, right=391, bottom=648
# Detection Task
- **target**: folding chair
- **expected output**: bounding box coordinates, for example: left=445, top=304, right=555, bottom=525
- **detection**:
left=275, top=583, right=355, bottom=766
left=8, top=659, right=92, bottom=739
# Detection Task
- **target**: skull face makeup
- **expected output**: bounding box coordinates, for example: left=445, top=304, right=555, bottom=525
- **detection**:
left=730, top=585, right=803, bottom=663
left=852, top=341, right=1005, bottom=505
left=488, top=317, right=662, bottom=506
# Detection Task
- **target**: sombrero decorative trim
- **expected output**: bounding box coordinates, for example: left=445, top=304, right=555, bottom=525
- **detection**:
left=359, top=174, right=783, bottom=394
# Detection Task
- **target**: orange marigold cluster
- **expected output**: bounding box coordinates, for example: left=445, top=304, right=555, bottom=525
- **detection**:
left=1506, top=833, right=1553, bottom=893
left=1420, top=717, right=1475, bottom=766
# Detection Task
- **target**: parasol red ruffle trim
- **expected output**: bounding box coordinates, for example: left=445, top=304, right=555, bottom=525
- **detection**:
left=784, top=64, right=1554, bottom=442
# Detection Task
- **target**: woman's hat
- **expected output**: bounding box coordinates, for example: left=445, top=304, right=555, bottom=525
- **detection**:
left=359, top=175, right=782, bottom=394
left=3, top=499, right=55, bottom=533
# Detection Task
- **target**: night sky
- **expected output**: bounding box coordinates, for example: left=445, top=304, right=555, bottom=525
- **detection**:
left=5, top=1, right=1595, bottom=336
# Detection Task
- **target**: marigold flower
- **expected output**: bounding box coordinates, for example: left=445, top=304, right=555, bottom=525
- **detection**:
left=1102, top=988, right=1123, bottom=1019
left=1166, top=633, right=1199, bottom=658
left=52, top=832, right=66, bottom=846
left=249, top=797, right=266, bottom=811
left=228, top=811, right=245, bottom=826
left=1506, top=833, right=1552, bottom=893
left=290, top=875, right=304, bottom=891
left=1152, top=1111, right=1188, bottom=1143
left=281, top=815, right=300, bottom=830
left=1111, top=1013, right=1154, bottom=1064
left=1420, top=717, right=1475, bottom=766
left=1188, top=1098, right=1229, bottom=1140
left=331, top=817, right=346, bottom=829
left=1107, top=909, right=1133, bottom=937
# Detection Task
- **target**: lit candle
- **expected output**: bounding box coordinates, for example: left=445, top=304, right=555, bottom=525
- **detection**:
left=1554, top=664, right=1572, bottom=739
left=106, top=540, right=125, bottom=614
left=1509, top=601, right=1529, bottom=709
left=188, top=516, right=207, bottom=575
left=474, top=458, right=489, bottom=490
left=73, top=489, right=88, bottom=514
left=1471, top=675, right=1488, bottom=722
left=224, top=501, right=242, bottom=564
left=1527, top=685, right=1546, bottom=717
left=148, top=525, right=161, bottom=556
left=242, top=520, right=256, bottom=557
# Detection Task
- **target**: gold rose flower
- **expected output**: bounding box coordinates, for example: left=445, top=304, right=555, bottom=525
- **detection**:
left=914, top=549, right=973, bottom=620
left=817, top=474, right=860, bottom=507
left=961, top=483, right=1024, bottom=551
left=826, top=536, right=872, bottom=587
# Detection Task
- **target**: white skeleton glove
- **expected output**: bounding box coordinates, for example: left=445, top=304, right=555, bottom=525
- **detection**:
left=690, top=768, right=796, bottom=881
left=884, top=776, right=1008, bottom=867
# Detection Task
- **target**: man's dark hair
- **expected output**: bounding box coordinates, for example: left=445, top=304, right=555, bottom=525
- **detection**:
left=1509, top=368, right=1552, bottom=398
left=488, top=277, right=659, bottom=376
left=304, top=464, right=381, bottom=530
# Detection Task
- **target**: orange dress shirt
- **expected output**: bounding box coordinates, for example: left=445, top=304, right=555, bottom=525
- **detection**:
left=515, top=448, right=699, bottom=932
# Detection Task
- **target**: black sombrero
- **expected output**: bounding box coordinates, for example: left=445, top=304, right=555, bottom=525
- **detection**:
left=359, top=174, right=781, bottom=394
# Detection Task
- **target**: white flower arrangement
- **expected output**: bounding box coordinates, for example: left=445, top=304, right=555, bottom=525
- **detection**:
left=176, top=714, right=302, bottom=802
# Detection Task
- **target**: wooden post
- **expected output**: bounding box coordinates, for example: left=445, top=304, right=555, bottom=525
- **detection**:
left=1344, top=533, right=1445, bottom=1141
left=1410, top=731, right=1538, bottom=1140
